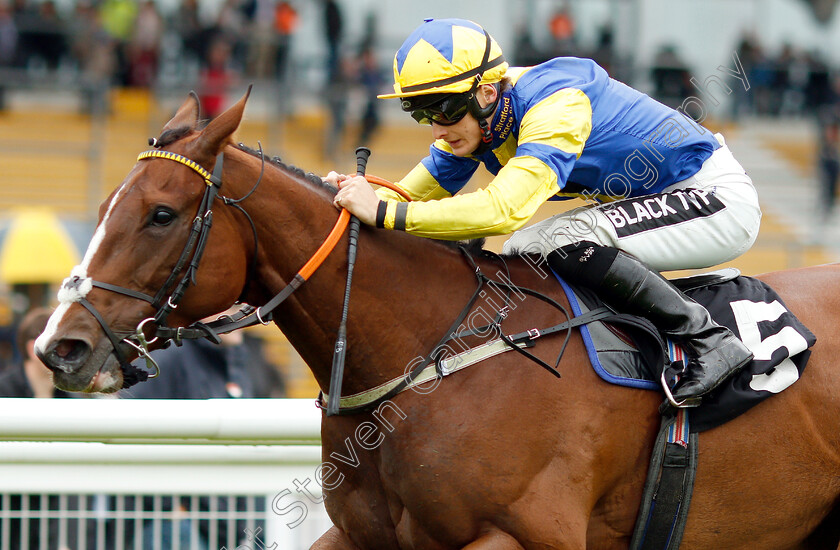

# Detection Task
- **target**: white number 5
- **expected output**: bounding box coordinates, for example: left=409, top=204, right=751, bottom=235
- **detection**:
left=729, top=300, right=809, bottom=394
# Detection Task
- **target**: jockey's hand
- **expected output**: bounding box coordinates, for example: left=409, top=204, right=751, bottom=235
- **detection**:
left=333, top=174, right=379, bottom=226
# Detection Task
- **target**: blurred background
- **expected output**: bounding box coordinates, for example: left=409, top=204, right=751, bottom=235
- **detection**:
left=1, top=0, right=840, bottom=547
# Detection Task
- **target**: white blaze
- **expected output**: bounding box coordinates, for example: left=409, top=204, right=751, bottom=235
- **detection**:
left=35, top=184, right=129, bottom=355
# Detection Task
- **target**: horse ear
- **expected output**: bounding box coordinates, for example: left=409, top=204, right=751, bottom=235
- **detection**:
left=193, top=85, right=252, bottom=157
left=162, top=91, right=201, bottom=134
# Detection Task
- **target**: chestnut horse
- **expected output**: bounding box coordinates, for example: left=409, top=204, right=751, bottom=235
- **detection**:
left=35, top=90, right=840, bottom=549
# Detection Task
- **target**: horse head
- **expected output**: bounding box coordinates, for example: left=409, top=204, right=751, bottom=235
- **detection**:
left=35, top=90, right=255, bottom=393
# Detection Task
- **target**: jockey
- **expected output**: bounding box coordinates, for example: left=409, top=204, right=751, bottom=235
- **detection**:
left=329, top=18, right=761, bottom=405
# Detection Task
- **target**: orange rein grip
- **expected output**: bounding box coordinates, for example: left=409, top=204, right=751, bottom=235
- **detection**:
left=299, top=208, right=351, bottom=280
left=297, top=175, right=405, bottom=281
left=366, top=174, right=412, bottom=201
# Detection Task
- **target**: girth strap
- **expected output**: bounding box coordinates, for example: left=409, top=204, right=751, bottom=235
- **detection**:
left=319, top=304, right=616, bottom=412
left=321, top=244, right=490, bottom=415
left=321, top=247, right=616, bottom=415
left=630, top=409, right=698, bottom=550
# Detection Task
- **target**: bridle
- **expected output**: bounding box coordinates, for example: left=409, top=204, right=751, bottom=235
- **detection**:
left=62, top=145, right=408, bottom=388
left=61, top=149, right=227, bottom=383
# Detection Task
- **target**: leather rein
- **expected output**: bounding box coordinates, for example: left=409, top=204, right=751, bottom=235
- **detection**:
left=62, top=146, right=410, bottom=386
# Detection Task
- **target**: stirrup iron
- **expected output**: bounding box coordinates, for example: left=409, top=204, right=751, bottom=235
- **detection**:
left=661, top=370, right=701, bottom=408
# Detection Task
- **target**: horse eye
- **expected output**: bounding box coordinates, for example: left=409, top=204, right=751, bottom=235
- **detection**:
left=151, top=208, right=175, bottom=226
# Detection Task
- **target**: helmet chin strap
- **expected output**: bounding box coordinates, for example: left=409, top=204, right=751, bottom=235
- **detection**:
left=472, top=119, right=493, bottom=155
left=469, top=81, right=501, bottom=155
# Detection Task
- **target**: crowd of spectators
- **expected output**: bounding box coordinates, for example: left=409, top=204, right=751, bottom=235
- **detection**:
left=0, top=0, right=300, bottom=87
left=2, top=1, right=840, bottom=120
left=512, top=9, right=623, bottom=81
left=730, top=34, right=838, bottom=119
left=511, top=8, right=839, bottom=124
left=643, top=32, right=840, bottom=223
left=0, top=0, right=307, bottom=115
left=0, top=0, right=389, bottom=154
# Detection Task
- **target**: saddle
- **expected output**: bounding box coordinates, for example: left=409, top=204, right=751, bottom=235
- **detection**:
left=559, top=267, right=816, bottom=432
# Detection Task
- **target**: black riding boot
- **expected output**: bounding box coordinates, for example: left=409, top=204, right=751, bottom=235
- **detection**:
left=547, top=242, right=753, bottom=404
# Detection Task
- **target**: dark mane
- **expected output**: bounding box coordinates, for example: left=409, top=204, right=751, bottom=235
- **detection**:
left=235, top=143, right=337, bottom=194
left=233, top=142, right=484, bottom=251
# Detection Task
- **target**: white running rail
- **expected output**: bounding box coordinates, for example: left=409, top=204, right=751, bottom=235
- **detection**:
left=0, top=398, right=332, bottom=549
left=0, top=398, right=322, bottom=444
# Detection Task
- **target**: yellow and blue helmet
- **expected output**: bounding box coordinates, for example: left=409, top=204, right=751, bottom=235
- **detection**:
left=378, top=18, right=508, bottom=100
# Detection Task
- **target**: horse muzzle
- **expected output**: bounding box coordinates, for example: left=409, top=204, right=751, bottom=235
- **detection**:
left=37, top=337, right=125, bottom=393
left=37, top=337, right=90, bottom=375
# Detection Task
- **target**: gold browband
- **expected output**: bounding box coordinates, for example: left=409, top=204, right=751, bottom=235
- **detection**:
left=137, top=150, right=214, bottom=186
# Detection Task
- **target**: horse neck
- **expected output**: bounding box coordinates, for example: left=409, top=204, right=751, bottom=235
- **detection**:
left=227, top=152, right=482, bottom=395
left=296, top=236, right=482, bottom=395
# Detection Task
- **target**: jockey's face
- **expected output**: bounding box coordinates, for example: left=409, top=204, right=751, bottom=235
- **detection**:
left=431, top=112, right=482, bottom=156
left=430, top=84, right=498, bottom=157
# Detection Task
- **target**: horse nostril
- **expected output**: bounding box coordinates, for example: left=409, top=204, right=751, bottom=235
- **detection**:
left=41, top=339, right=91, bottom=374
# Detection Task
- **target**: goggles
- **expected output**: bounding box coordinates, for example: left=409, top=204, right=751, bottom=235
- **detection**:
left=403, top=92, right=471, bottom=126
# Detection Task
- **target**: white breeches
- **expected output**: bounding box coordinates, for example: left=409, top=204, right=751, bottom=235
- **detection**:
left=502, top=134, right=761, bottom=272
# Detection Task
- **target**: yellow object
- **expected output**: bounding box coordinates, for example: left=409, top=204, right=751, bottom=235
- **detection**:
left=110, top=87, right=151, bottom=117
left=518, top=88, right=592, bottom=156
left=138, top=150, right=215, bottom=186
left=0, top=208, right=80, bottom=284
left=378, top=19, right=508, bottom=99
left=380, top=155, right=560, bottom=239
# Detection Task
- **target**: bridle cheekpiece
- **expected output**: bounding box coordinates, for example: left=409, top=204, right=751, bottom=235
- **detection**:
left=59, top=149, right=225, bottom=385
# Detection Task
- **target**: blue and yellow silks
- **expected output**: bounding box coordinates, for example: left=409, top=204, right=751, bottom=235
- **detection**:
left=378, top=57, right=720, bottom=240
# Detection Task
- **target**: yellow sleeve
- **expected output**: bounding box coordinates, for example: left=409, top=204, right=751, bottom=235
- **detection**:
left=518, top=88, right=592, bottom=157
left=381, top=155, right=560, bottom=239
left=375, top=162, right=452, bottom=203
left=377, top=88, right=592, bottom=240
